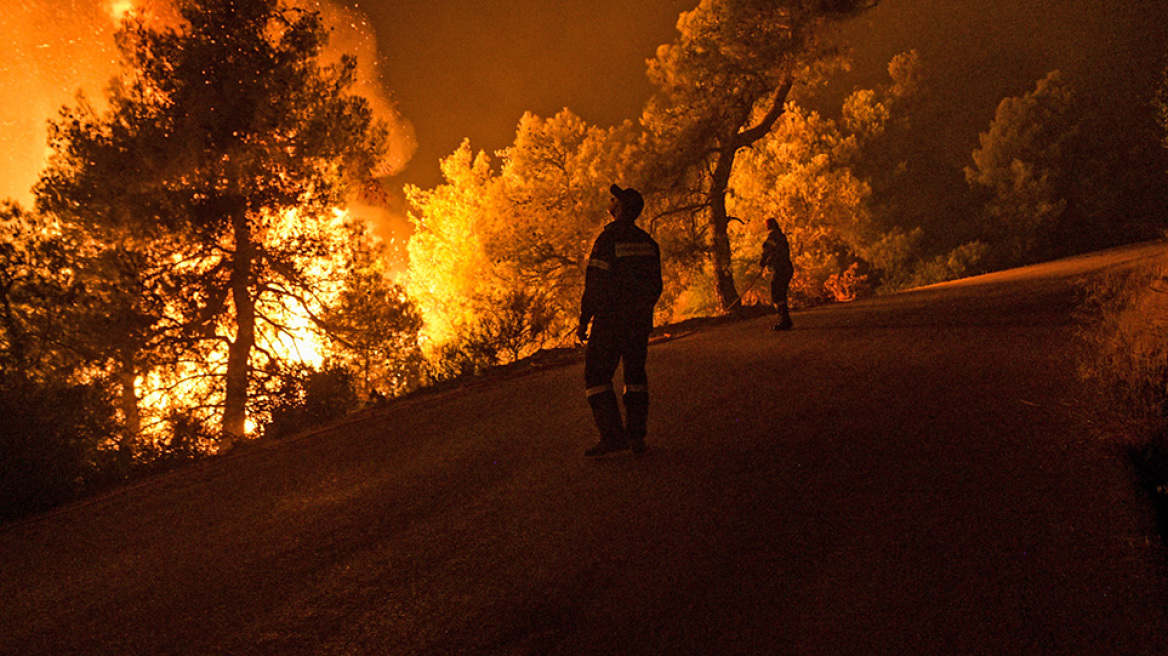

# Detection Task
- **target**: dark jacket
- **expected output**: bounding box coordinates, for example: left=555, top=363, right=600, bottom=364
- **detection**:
left=760, top=227, right=793, bottom=276
left=580, top=220, right=662, bottom=330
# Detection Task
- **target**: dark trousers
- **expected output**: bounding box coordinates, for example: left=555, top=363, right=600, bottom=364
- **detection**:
left=771, top=269, right=793, bottom=325
left=584, top=320, right=650, bottom=445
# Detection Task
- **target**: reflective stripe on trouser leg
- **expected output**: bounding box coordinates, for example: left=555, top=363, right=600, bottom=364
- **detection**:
left=587, top=383, right=614, bottom=398
left=588, top=388, right=625, bottom=444
left=585, top=335, right=625, bottom=445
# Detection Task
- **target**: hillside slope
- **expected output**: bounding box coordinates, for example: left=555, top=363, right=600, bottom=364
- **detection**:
left=2, top=243, right=1168, bottom=654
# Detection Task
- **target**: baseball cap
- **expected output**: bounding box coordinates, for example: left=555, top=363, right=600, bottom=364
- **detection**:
left=609, top=184, right=644, bottom=220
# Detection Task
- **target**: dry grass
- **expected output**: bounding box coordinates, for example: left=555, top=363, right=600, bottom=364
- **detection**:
left=1079, top=253, right=1168, bottom=432
left=1078, top=251, right=1168, bottom=534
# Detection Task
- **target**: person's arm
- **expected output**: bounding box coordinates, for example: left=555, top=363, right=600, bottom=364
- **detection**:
left=579, top=234, right=614, bottom=341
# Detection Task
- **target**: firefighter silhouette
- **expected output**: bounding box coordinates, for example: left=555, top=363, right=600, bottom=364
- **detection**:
left=577, top=185, right=662, bottom=457
left=760, top=218, right=793, bottom=331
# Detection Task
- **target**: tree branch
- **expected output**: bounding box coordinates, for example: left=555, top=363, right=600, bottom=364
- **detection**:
left=734, top=77, right=795, bottom=150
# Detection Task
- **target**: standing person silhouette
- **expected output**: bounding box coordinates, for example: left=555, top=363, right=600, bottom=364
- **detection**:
left=760, top=218, right=794, bottom=331
left=577, top=185, right=662, bottom=457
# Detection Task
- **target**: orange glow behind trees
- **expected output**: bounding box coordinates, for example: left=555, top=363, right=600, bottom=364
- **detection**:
left=108, top=0, right=136, bottom=21
left=35, top=0, right=418, bottom=452
left=3, top=0, right=1167, bottom=519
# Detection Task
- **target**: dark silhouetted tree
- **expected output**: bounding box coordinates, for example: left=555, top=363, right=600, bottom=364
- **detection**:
left=0, top=202, right=117, bottom=518
left=321, top=221, right=423, bottom=401
left=965, top=71, right=1080, bottom=267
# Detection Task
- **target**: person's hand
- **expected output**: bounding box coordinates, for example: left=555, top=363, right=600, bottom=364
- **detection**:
left=576, top=323, right=589, bottom=343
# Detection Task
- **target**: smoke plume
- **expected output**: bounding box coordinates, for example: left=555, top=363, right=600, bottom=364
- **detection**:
left=0, top=0, right=416, bottom=207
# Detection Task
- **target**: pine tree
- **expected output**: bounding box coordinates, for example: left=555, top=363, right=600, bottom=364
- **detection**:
left=37, top=0, right=394, bottom=448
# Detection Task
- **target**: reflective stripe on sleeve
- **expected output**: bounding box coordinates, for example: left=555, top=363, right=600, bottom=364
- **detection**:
left=587, top=258, right=612, bottom=271
left=624, top=384, right=648, bottom=394
left=615, top=242, right=657, bottom=258
left=586, top=384, right=614, bottom=398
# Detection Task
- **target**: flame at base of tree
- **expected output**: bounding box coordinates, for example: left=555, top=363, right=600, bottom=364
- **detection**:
left=123, top=207, right=344, bottom=453
left=24, top=0, right=422, bottom=459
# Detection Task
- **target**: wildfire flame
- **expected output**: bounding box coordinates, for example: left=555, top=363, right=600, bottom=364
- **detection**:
left=1, top=0, right=416, bottom=213
left=129, top=206, right=348, bottom=445
left=3, top=1, right=415, bottom=446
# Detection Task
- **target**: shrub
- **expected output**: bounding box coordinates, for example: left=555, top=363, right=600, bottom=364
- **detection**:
left=900, top=241, right=989, bottom=290
left=1077, top=255, right=1168, bottom=426
left=1078, top=250, right=1168, bottom=535
left=263, top=365, right=360, bottom=439
left=137, top=410, right=216, bottom=469
left=0, top=376, right=117, bottom=521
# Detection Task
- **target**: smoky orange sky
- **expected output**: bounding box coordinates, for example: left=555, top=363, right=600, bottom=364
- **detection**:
left=0, top=0, right=416, bottom=207
left=2, top=0, right=1166, bottom=249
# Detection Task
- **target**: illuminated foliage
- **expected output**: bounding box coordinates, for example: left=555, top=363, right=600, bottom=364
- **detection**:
left=492, top=112, right=641, bottom=312
left=406, top=110, right=650, bottom=365
left=642, top=0, right=881, bottom=310
left=731, top=104, right=872, bottom=305
left=36, top=0, right=398, bottom=449
left=404, top=141, right=498, bottom=353
left=724, top=53, right=926, bottom=308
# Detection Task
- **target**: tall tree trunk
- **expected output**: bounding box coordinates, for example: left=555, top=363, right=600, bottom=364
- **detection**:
left=707, top=77, right=796, bottom=312
left=222, top=200, right=255, bottom=449
left=709, top=146, right=739, bottom=310
left=117, top=358, right=140, bottom=466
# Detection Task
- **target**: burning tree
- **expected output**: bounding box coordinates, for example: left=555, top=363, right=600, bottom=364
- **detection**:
left=642, top=0, right=881, bottom=310
left=37, top=0, right=403, bottom=450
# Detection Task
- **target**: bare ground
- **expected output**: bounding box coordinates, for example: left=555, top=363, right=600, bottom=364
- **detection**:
left=2, top=243, right=1168, bottom=655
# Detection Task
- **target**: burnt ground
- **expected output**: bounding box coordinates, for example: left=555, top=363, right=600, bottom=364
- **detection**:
left=2, top=243, right=1168, bottom=654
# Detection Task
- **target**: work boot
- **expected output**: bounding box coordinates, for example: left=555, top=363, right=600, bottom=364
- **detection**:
left=584, top=440, right=629, bottom=458
left=772, top=321, right=792, bottom=331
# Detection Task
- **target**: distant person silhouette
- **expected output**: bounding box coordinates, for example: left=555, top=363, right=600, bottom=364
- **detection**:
left=760, top=218, right=794, bottom=331
left=577, top=184, right=662, bottom=457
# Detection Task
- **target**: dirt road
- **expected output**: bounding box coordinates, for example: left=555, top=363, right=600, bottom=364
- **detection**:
left=3, top=244, right=1168, bottom=654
